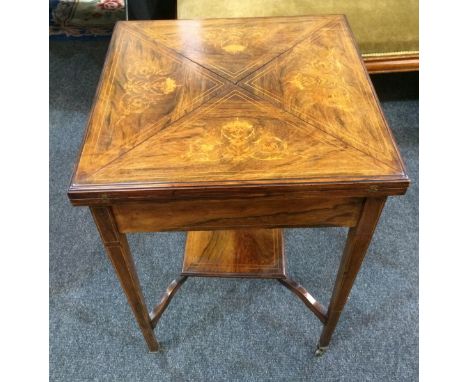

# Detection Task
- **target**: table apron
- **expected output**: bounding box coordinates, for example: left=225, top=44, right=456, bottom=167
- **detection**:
left=112, top=196, right=364, bottom=233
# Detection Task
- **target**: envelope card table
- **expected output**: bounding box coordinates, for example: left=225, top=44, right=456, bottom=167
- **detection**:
left=68, top=16, right=409, bottom=355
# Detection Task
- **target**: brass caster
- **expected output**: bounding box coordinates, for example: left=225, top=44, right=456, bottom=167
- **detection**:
left=315, top=344, right=328, bottom=357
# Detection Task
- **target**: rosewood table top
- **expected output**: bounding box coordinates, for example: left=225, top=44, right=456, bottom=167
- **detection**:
left=68, top=15, right=409, bottom=206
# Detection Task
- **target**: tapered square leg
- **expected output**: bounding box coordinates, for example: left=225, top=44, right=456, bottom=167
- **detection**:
left=90, top=206, right=159, bottom=352
left=317, top=197, right=387, bottom=353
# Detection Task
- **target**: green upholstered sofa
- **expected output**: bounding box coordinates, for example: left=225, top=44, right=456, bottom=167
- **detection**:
left=177, top=0, right=419, bottom=73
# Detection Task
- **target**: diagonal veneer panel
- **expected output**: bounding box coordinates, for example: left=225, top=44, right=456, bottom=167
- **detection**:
left=240, top=20, right=403, bottom=169
left=75, top=23, right=227, bottom=182
left=125, top=17, right=338, bottom=82
left=87, top=90, right=399, bottom=185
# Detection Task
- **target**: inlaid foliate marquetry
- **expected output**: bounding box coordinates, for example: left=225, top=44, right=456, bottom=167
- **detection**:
left=240, top=21, right=400, bottom=166
left=127, top=17, right=335, bottom=82
left=89, top=90, right=397, bottom=184
left=77, top=27, right=226, bottom=178
left=69, top=16, right=409, bottom=204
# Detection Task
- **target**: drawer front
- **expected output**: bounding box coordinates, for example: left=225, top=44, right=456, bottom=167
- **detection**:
left=112, top=196, right=363, bottom=233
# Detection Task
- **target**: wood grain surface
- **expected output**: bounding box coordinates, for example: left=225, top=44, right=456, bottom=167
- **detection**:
left=68, top=16, right=409, bottom=205
left=182, top=229, right=285, bottom=278
left=90, top=206, right=159, bottom=351
left=112, top=196, right=363, bottom=232
left=364, top=53, right=419, bottom=74
left=318, top=197, right=387, bottom=348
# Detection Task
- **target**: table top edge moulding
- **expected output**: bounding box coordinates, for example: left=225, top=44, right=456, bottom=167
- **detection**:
left=68, top=15, right=410, bottom=206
